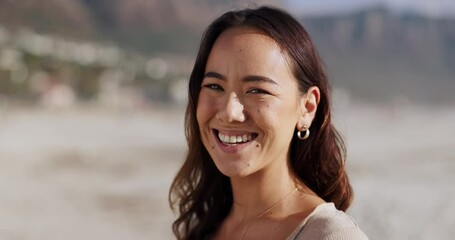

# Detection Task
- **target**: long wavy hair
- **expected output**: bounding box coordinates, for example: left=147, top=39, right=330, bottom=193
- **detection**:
left=169, top=6, right=352, bottom=240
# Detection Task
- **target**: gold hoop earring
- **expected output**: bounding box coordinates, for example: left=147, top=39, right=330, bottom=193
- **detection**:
left=297, top=125, right=310, bottom=140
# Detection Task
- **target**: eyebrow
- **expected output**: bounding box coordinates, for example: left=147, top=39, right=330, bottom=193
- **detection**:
left=204, top=71, right=226, bottom=80
left=203, top=71, right=279, bottom=86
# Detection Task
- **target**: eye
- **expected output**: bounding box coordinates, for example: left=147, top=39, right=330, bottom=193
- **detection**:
left=202, top=83, right=223, bottom=91
left=247, top=88, right=269, bottom=94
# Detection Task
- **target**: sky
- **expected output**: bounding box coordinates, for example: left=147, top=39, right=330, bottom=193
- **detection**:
left=285, top=0, right=455, bottom=17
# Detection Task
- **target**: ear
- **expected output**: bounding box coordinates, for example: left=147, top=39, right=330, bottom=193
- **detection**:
left=297, top=86, right=320, bottom=130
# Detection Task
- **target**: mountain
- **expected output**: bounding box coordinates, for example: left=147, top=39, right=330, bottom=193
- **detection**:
left=0, top=0, right=96, bottom=39
left=0, top=0, right=284, bottom=54
left=76, top=0, right=284, bottom=53
left=300, top=6, right=455, bottom=104
left=0, top=1, right=453, bottom=104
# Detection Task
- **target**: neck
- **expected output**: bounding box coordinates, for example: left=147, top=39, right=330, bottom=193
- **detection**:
left=229, top=163, right=297, bottom=222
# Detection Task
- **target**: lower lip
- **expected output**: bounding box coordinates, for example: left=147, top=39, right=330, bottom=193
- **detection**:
left=212, top=131, right=253, bottom=154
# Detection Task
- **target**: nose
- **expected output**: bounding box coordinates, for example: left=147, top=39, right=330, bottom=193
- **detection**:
left=216, top=92, right=245, bottom=123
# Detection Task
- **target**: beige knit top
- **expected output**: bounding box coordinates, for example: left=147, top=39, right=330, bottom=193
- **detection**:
left=285, top=202, right=368, bottom=240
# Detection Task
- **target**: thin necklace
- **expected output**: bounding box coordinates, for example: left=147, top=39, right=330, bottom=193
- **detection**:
left=239, top=187, right=298, bottom=240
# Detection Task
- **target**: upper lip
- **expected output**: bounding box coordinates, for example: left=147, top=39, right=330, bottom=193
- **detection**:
left=212, top=127, right=258, bottom=135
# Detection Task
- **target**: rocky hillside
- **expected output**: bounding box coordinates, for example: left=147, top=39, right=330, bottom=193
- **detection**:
left=0, top=0, right=283, bottom=54
left=0, top=1, right=453, bottom=103
left=0, top=0, right=96, bottom=39
left=300, top=7, right=455, bottom=103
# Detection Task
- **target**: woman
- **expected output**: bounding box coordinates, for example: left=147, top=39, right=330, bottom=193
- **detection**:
left=169, top=6, right=368, bottom=240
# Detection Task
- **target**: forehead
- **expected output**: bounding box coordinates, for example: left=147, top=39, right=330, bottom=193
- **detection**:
left=211, top=26, right=285, bottom=57
left=207, top=26, right=292, bottom=75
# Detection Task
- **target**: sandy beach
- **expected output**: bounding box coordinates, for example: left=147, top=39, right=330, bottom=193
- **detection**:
left=0, top=103, right=453, bottom=239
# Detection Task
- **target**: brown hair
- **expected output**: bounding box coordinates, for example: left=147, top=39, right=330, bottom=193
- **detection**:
left=169, top=6, right=352, bottom=240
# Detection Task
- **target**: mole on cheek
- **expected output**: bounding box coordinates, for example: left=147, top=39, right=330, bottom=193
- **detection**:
left=256, top=144, right=259, bottom=148
left=211, top=146, right=215, bottom=149
left=257, top=109, right=261, bottom=113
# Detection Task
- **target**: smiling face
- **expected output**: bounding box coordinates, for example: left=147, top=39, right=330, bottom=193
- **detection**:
left=196, top=26, right=306, bottom=178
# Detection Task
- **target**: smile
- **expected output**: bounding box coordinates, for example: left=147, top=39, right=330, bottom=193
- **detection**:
left=213, top=129, right=258, bottom=145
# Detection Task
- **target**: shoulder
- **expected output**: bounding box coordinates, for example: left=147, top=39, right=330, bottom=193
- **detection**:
left=290, top=203, right=369, bottom=240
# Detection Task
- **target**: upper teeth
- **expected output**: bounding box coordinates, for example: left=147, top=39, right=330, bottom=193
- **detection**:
left=218, top=133, right=253, bottom=144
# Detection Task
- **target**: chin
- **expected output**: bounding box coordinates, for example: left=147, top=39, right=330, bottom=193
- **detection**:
left=212, top=159, right=255, bottom=178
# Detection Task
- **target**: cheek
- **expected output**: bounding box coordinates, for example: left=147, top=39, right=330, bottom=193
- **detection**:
left=196, top=92, right=217, bottom=127
left=251, top=100, right=299, bottom=132
left=251, top=102, right=278, bottom=129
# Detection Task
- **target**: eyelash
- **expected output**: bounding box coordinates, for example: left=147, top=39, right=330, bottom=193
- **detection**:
left=202, top=84, right=269, bottom=95
left=203, top=84, right=223, bottom=91
left=247, top=88, right=269, bottom=94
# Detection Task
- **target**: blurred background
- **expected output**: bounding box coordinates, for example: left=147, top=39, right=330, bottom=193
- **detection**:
left=0, top=0, right=454, bottom=239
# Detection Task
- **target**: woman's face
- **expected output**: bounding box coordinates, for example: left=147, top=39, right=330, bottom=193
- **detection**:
left=197, top=26, right=305, bottom=178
